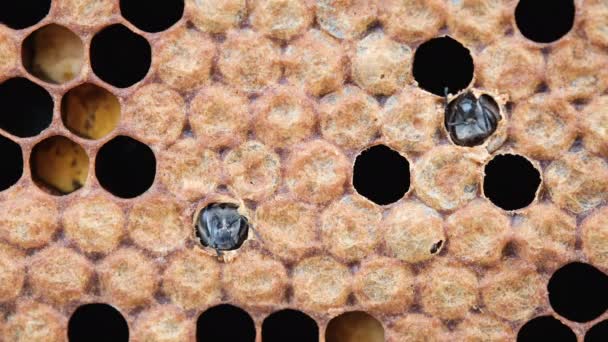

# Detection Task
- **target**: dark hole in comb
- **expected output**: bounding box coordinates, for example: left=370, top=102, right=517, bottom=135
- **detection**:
left=0, top=77, right=53, bottom=138
left=0, top=0, right=50, bottom=29
left=517, top=316, right=576, bottom=342
left=586, top=319, right=608, bottom=342
left=548, top=262, right=608, bottom=322
left=413, top=36, right=474, bottom=96
left=68, top=303, right=129, bottom=342
left=0, top=134, right=22, bottom=191
left=96, top=135, right=156, bottom=198
left=90, top=24, right=151, bottom=88
left=120, top=0, right=184, bottom=33
left=196, top=304, right=256, bottom=342
left=515, top=0, right=575, bottom=43
left=483, top=154, right=541, bottom=211
left=262, top=309, right=319, bottom=342
left=353, top=144, right=410, bottom=205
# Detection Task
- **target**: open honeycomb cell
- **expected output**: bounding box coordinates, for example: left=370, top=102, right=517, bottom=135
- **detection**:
left=0, top=1, right=607, bottom=341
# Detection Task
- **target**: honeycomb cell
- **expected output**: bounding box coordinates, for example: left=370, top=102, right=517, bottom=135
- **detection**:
left=378, top=0, right=446, bottom=44
left=581, top=95, right=608, bottom=157
left=254, top=195, right=317, bottom=261
left=0, top=242, right=25, bottom=302
left=224, top=141, right=281, bottom=201
left=63, top=195, right=125, bottom=255
left=515, top=203, right=576, bottom=271
left=0, top=77, right=53, bottom=138
left=61, top=83, right=121, bottom=140
left=483, top=154, right=541, bottom=211
left=120, top=0, right=184, bottom=33
left=515, top=0, right=575, bottom=43
left=321, top=195, right=382, bottom=262
left=28, top=246, right=93, bottom=306
left=90, top=24, right=151, bottom=88
left=196, top=305, right=256, bottom=342
left=56, top=0, right=116, bottom=28
left=132, top=305, right=192, bottom=342
left=0, top=27, right=19, bottom=75
left=218, top=30, right=281, bottom=93
left=413, top=145, right=480, bottom=211
left=31, top=136, right=89, bottom=195
left=4, top=301, right=65, bottom=342
left=284, top=29, right=346, bottom=96
left=123, top=83, right=185, bottom=146
left=326, top=311, right=384, bottom=342
left=446, top=199, right=510, bottom=266
left=155, top=27, right=216, bottom=92
left=581, top=207, right=608, bottom=271
left=250, top=0, right=314, bottom=40
left=455, top=314, right=513, bottom=342
left=419, top=261, right=479, bottom=320
left=159, top=138, right=221, bottom=201
left=127, top=195, right=188, bottom=255
left=544, top=151, right=608, bottom=214
left=316, top=0, right=377, bottom=40
left=252, top=86, right=316, bottom=148
left=99, top=248, right=158, bottom=310
left=190, top=85, right=250, bottom=149
left=477, top=38, right=545, bottom=101
left=0, top=134, right=23, bottom=191
left=383, top=201, right=445, bottom=263
left=352, top=31, right=412, bottom=95
left=587, top=320, right=608, bottom=342
left=285, top=140, right=349, bottom=204
left=447, top=0, right=509, bottom=47
left=380, top=87, right=442, bottom=153
left=546, top=38, right=608, bottom=100
left=22, top=24, right=84, bottom=84
left=319, top=85, right=380, bottom=150
left=186, top=0, right=247, bottom=33
left=223, top=249, right=288, bottom=306
left=162, top=248, right=221, bottom=310
left=517, top=316, right=576, bottom=342
left=388, top=314, right=445, bottom=342
left=0, top=1, right=51, bottom=29
left=292, top=255, right=351, bottom=312
left=353, top=257, right=415, bottom=313
left=481, top=261, right=544, bottom=321
left=68, top=304, right=129, bottom=342
left=0, top=187, right=58, bottom=249
left=584, top=0, right=608, bottom=48
left=262, top=310, right=319, bottom=342
left=510, top=94, right=577, bottom=160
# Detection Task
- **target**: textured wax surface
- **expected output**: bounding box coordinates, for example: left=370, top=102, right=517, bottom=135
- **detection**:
left=0, top=0, right=607, bottom=341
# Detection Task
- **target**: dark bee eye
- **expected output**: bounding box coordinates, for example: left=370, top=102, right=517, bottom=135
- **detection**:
left=445, top=91, right=501, bottom=147
left=196, top=203, right=249, bottom=251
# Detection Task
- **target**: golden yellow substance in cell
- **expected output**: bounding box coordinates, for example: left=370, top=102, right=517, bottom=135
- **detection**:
left=31, top=136, right=89, bottom=194
left=62, top=84, right=121, bottom=139
left=326, top=312, right=384, bottom=342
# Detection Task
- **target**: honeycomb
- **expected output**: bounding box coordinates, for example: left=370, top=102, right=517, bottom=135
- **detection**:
left=0, top=0, right=607, bottom=341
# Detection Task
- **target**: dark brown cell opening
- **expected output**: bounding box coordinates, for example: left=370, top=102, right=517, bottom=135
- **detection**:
left=0, top=1, right=50, bottom=29
left=22, top=24, right=84, bottom=84
left=61, top=83, right=121, bottom=140
left=31, top=136, right=89, bottom=195
left=90, top=24, right=151, bottom=88
left=413, top=36, right=474, bottom=96
left=0, top=134, right=23, bottom=191
left=586, top=320, right=608, bottom=342
left=0, top=77, right=53, bottom=138
left=483, top=154, right=541, bottom=211
left=120, top=0, right=184, bottom=33
left=95, top=135, right=155, bottom=199
left=196, top=304, right=256, bottom=342
left=515, top=0, right=575, bottom=43
left=517, top=316, right=576, bottom=342
left=68, top=303, right=129, bottom=342
left=353, top=144, right=410, bottom=205
left=262, top=309, right=319, bottom=342
left=548, top=262, right=608, bottom=323
left=326, top=311, right=384, bottom=342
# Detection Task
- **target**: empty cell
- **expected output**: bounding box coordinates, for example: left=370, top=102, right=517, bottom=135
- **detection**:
left=196, top=304, right=256, bottom=342
left=0, top=1, right=50, bottom=29
left=0, top=77, right=53, bottom=138
left=120, top=0, right=184, bottom=33
left=262, top=309, right=319, bottom=342
left=61, top=83, right=120, bottom=139
left=515, top=0, right=575, bottom=43
left=0, top=134, right=22, bottom=191
left=586, top=320, right=608, bottom=342
left=22, top=24, right=84, bottom=84
left=483, top=154, right=541, bottom=211
left=68, top=303, right=129, bottom=342
left=517, top=316, right=576, bottom=342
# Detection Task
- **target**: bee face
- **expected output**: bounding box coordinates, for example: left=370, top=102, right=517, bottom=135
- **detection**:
left=445, top=91, right=501, bottom=147
left=196, top=203, right=249, bottom=251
